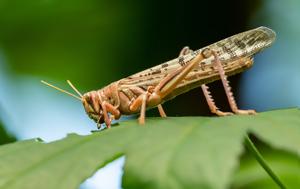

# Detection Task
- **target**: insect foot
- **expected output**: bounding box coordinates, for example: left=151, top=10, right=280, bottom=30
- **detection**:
left=233, top=109, right=257, bottom=115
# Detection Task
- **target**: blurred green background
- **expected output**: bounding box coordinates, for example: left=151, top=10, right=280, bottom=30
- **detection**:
left=0, top=0, right=299, bottom=189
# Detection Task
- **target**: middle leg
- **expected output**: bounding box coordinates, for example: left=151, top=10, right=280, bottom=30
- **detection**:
left=157, top=104, right=167, bottom=117
left=130, top=86, right=167, bottom=119
left=129, top=91, right=149, bottom=125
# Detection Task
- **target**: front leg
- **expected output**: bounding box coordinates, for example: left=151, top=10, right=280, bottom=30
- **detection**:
left=95, top=93, right=121, bottom=129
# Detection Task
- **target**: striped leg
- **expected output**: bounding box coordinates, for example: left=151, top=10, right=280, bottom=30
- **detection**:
left=211, top=51, right=256, bottom=115
left=201, top=85, right=233, bottom=116
left=179, top=47, right=232, bottom=116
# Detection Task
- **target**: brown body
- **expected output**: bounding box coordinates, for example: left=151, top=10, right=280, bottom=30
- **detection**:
left=43, top=26, right=275, bottom=128
left=93, top=56, right=253, bottom=116
left=117, top=56, right=253, bottom=114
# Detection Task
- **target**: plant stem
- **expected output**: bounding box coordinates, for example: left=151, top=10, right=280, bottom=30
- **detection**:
left=245, top=135, right=286, bottom=189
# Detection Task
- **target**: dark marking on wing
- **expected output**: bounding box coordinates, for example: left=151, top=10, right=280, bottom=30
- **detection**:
left=234, top=38, right=246, bottom=49
left=119, top=27, right=275, bottom=90
left=151, top=70, right=161, bottom=75
left=139, top=85, right=147, bottom=91
left=178, top=56, right=185, bottom=66
left=222, top=45, right=236, bottom=58
left=247, top=37, right=256, bottom=46
left=161, top=63, right=168, bottom=68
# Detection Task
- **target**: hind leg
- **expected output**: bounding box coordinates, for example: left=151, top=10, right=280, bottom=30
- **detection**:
left=179, top=46, right=232, bottom=116
left=211, top=51, right=256, bottom=115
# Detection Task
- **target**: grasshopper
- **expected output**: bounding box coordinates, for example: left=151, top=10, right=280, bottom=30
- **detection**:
left=42, top=26, right=276, bottom=129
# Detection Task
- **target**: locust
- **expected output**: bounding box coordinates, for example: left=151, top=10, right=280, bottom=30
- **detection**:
left=42, top=26, right=276, bottom=129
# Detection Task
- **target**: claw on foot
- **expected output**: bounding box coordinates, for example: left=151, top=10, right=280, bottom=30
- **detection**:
left=138, top=117, right=145, bottom=125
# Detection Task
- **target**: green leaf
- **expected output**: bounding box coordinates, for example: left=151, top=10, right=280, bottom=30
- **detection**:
left=0, top=105, right=16, bottom=145
left=250, top=108, right=300, bottom=155
left=0, top=108, right=299, bottom=189
left=123, top=117, right=246, bottom=189
left=0, top=127, right=137, bottom=189
left=0, top=119, right=15, bottom=145
left=233, top=146, right=300, bottom=189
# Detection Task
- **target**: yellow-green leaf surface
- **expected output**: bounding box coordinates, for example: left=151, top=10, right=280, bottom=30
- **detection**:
left=0, top=109, right=299, bottom=189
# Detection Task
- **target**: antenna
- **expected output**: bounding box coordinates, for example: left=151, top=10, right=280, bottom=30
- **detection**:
left=67, top=80, right=83, bottom=97
left=41, top=80, right=82, bottom=101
